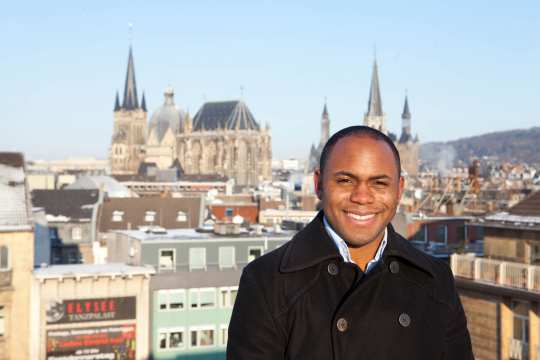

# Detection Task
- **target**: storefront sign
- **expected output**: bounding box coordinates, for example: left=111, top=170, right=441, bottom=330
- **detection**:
left=46, top=297, right=136, bottom=325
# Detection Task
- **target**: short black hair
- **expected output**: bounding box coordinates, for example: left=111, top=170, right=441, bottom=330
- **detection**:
left=319, top=125, right=401, bottom=177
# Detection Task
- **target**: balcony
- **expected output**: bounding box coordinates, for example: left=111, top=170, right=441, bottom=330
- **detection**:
left=509, top=338, right=529, bottom=360
left=451, top=254, right=540, bottom=292
left=0, top=269, right=12, bottom=288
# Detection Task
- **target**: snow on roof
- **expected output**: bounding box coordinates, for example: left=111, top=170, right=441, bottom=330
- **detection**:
left=34, top=263, right=155, bottom=280
left=0, top=160, right=31, bottom=229
left=66, top=175, right=137, bottom=198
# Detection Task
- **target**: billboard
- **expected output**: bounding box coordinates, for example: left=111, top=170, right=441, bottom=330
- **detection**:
left=46, top=297, right=136, bottom=325
left=46, top=324, right=136, bottom=360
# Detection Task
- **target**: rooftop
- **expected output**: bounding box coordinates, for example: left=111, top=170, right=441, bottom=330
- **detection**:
left=0, top=152, right=31, bottom=230
left=115, top=227, right=293, bottom=242
left=33, top=263, right=155, bottom=280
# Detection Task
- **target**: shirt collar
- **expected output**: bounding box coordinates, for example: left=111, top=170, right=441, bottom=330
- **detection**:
left=323, top=216, right=387, bottom=273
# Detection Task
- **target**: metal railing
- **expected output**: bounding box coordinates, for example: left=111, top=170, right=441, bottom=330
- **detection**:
left=451, top=254, right=540, bottom=293
left=509, top=338, right=529, bottom=360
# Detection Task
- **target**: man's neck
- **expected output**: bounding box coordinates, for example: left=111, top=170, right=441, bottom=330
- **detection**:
left=347, top=235, right=384, bottom=271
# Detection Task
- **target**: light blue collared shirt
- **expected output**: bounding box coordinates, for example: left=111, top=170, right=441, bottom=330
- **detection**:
left=323, top=216, right=388, bottom=273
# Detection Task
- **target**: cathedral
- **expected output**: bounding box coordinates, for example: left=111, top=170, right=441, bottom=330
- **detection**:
left=309, top=59, right=420, bottom=176
left=109, top=47, right=272, bottom=186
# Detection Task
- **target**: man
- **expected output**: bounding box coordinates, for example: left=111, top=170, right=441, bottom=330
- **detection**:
left=227, top=126, right=474, bottom=359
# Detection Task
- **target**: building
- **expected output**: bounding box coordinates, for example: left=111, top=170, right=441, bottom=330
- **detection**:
left=31, top=189, right=102, bottom=264
left=30, top=264, right=154, bottom=360
left=110, top=47, right=148, bottom=175
left=110, top=47, right=272, bottom=186
left=451, top=191, right=540, bottom=360
left=0, top=152, right=34, bottom=360
left=362, top=59, right=420, bottom=176
left=106, top=228, right=291, bottom=359
left=308, top=103, right=330, bottom=172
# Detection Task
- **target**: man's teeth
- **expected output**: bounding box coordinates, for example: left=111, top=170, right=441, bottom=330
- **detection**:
left=347, top=212, right=375, bottom=221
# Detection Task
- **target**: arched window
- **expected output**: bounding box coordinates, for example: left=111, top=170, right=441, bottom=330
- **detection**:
left=0, top=246, right=8, bottom=269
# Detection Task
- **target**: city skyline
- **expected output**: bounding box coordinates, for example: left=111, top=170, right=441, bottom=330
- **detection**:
left=2, top=0, right=539, bottom=160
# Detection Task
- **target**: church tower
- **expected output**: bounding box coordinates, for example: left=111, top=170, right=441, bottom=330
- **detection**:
left=363, top=59, right=386, bottom=134
left=320, top=102, right=330, bottom=146
left=396, top=94, right=419, bottom=176
left=110, top=47, right=148, bottom=174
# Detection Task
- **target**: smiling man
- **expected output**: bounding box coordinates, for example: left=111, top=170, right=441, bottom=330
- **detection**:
left=227, top=126, right=474, bottom=360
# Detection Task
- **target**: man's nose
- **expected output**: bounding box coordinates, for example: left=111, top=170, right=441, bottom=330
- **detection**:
left=349, top=182, right=374, bottom=204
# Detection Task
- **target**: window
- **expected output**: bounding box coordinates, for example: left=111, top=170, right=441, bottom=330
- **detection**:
left=158, top=328, right=185, bottom=350
left=112, top=210, right=124, bottom=222
left=0, top=246, right=8, bottom=269
left=71, top=227, right=82, bottom=240
left=435, top=225, right=448, bottom=243
left=190, top=326, right=215, bottom=348
left=248, top=246, right=263, bottom=262
left=512, top=301, right=529, bottom=343
left=176, top=211, right=188, bottom=222
left=0, top=305, right=4, bottom=337
left=145, top=210, right=156, bottom=222
left=411, top=225, right=427, bottom=242
left=220, top=325, right=228, bottom=347
left=159, top=249, right=175, bottom=271
left=219, top=287, right=238, bottom=308
left=225, top=208, right=234, bottom=217
left=157, top=290, right=186, bottom=311
left=219, top=247, right=235, bottom=269
left=189, top=288, right=216, bottom=309
left=189, top=247, right=206, bottom=270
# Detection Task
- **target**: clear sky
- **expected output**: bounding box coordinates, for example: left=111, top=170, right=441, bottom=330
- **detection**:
left=1, top=0, right=539, bottom=161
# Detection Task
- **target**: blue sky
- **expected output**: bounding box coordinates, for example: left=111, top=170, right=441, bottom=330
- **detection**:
left=1, top=0, right=539, bottom=160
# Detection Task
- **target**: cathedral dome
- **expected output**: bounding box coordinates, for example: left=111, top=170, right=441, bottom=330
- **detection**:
left=149, top=87, right=185, bottom=141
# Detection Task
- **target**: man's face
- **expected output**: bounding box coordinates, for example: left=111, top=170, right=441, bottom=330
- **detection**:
left=314, top=135, right=404, bottom=247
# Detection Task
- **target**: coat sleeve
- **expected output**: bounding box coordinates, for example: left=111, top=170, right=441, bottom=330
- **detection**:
left=443, top=267, right=475, bottom=359
left=227, top=268, right=286, bottom=360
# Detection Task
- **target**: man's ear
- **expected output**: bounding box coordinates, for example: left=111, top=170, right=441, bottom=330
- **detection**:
left=314, top=168, right=323, bottom=200
left=397, top=175, right=405, bottom=201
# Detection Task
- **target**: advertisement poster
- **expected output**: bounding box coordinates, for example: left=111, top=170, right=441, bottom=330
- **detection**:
left=46, top=297, right=136, bottom=325
left=46, top=324, right=136, bottom=360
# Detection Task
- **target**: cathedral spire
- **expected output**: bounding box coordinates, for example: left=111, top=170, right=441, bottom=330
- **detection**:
left=399, top=93, right=412, bottom=143
left=402, top=94, right=411, bottom=120
left=141, top=92, right=147, bottom=112
left=114, top=91, right=120, bottom=111
left=122, top=46, right=139, bottom=110
left=366, top=59, right=383, bottom=117
left=320, top=100, right=330, bottom=146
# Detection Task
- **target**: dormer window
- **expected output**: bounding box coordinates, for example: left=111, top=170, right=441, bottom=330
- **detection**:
left=176, top=211, right=188, bottom=222
left=112, top=211, right=124, bottom=222
left=145, top=211, right=156, bottom=222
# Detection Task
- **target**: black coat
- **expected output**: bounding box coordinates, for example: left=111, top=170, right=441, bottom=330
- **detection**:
left=227, top=212, right=474, bottom=359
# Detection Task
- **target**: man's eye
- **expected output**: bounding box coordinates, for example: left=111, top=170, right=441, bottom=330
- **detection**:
left=336, top=178, right=351, bottom=184
left=373, top=181, right=388, bottom=187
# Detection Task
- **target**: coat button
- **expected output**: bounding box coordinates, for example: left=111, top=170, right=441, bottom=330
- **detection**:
left=398, top=313, right=411, bottom=327
left=336, top=318, right=348, bottom=332
left=389, top=260, right=400, bottom=274
left=327, top=262, right=339, bottom=276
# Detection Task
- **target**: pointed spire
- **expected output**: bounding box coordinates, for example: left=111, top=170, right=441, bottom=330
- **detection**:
left=402, top=94, right=411, bottom=120
left=122, top=46, right=139, bottom=110
left=320, top=100, right=330, bottom=146
left=322, top=100, right=329, bottom=119
left=114, top=91, right=120, bottom=111
left=366, top=59, right=383, bottom=117
left=141, top=92, right=147, bottom=112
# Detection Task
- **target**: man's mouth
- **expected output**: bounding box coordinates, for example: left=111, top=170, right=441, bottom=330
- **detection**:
left=344, top=211, right=378, bottom=222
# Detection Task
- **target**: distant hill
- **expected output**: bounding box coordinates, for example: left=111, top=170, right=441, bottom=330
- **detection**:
left=420, top=127, right=540, bottom=169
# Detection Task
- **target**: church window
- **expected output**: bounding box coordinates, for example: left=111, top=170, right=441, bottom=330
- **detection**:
left=0, top=246, right=8, bottom=269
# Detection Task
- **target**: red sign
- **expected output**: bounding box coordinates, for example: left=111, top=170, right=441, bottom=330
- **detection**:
left=46, top=297, right=136, bottom=325
left=46, top=324, right=136, bottom=360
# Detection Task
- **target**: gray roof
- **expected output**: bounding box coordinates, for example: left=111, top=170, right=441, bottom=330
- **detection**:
left=31, top=189, right=99, bottom=220
left=193, top=101, right=260, bottom=131
left=33, top=263, right=155, bottom=279
left=116, top=228, right=293, bottom=243
left=66, top=175, right=136, bottom=198
left=0, top=152, right=31, bottom=230
left=149, top=87, right=185, bottom=141
left=366, top=60, right=384, bottom=117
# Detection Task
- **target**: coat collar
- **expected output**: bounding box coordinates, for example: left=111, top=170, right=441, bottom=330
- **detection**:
left=280, top=211, right=435, bottom=278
